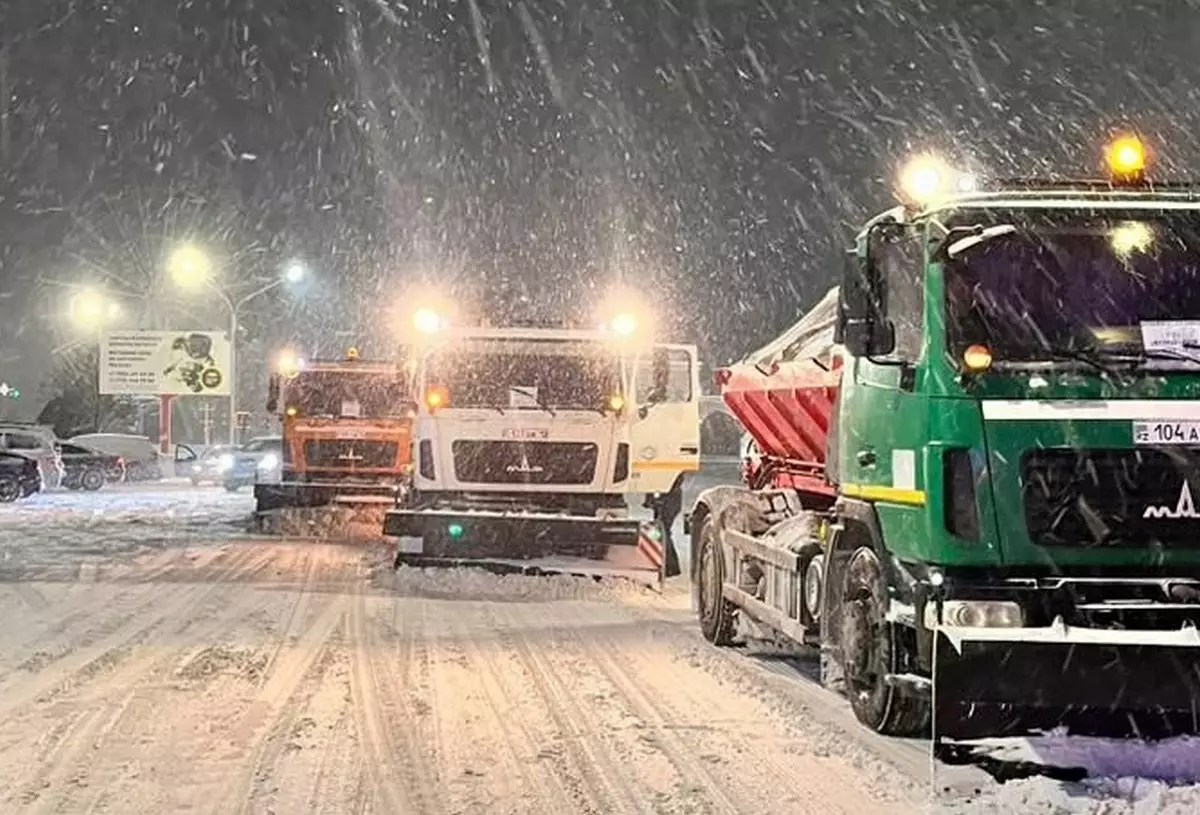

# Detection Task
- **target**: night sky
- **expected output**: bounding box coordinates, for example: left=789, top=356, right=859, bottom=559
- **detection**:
left=1, top=0, right=1198, bottom=414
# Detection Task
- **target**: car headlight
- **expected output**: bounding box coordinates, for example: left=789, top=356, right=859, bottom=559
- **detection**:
left=257, top=453, right=279, bottom=471
left=217, top=454, right=234, bottom=472
left=923, top=600, right=1023, bottom=629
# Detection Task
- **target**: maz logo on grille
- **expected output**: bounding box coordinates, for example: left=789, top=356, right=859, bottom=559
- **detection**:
left=505, top=451, right=545, bottom=474
left=1144, top=481, right=1200, bottom=519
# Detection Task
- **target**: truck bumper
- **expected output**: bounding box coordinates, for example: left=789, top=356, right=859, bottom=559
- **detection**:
left=932, top=621, right=1200, bottom=743
left=256, top=481, right=402, bottom=512
left=383, top=507, right=670, bottom=585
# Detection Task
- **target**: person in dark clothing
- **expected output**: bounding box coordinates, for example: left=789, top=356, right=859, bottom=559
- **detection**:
left=644, top=474, right=685, bottom=577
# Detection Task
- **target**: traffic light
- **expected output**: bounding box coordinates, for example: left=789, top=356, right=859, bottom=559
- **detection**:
left=0, top=382, right=18, bottom=399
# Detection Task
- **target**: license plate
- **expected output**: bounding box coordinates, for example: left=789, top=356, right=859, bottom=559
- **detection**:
left=501, top=428, right=549, bottom=440
left=1133, top=421, right=1200, bottom=445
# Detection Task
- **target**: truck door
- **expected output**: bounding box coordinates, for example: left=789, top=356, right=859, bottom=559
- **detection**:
left=838, top=224, right=928, bottom=510
left=629, top=343, right=701, bottom=494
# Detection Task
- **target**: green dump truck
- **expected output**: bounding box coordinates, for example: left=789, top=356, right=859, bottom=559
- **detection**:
left=689, top=136, right=1200, bottom=769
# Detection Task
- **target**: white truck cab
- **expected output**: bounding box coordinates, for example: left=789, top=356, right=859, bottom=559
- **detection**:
left=383, top=322, right=700, bottom=584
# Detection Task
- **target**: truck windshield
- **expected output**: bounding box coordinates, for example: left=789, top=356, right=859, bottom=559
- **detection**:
left=944, top=210, right=1200, bottom=364
left=284, top=372, right=411, bottom=418
left=426, top=342, right=621, bottom=411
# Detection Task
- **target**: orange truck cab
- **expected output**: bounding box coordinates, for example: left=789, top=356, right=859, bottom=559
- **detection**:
left=254, top=348, right=417, bottom=515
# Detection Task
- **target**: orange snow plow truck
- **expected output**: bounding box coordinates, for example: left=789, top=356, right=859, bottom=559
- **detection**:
left=254, top=347, right=417, bottom=535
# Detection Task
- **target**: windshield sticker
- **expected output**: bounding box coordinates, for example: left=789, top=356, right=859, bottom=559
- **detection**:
left=1133, top=421, right=1200, bottom=445
left=341, top=399, right=361, bottom=418
left=1140, top=321, right=1200, bottom=352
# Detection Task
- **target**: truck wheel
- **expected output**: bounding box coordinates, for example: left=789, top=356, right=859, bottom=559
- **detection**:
left=0, top=476, right=19, bottom=503
left=696, top=513, right=737, bottom=646
left=841, top=546, right=929, bottom=737
left=801, top=552, right=825, bottom=623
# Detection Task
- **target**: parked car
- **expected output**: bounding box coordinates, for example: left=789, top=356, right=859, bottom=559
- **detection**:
left=0, top=423, right=63, bottom=489
left=223, top=436, right=282, bottom=492
left=56, top=442, right=123, bottom=491
left=68, top=433, right=163, bottom=482
left=0, top=451, right=42, bottom=502
left=188, top=444, right=236, bottom=486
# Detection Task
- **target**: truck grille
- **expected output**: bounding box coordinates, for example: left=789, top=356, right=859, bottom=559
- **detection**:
left=1022, top=448, right=1200, bottom=548
left=302, top=439, right=399, bottom=469
left=452, top=440, right=598, bottom=485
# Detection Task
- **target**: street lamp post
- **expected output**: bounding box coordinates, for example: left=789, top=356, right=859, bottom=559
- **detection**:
left=169, top=246, right=305, bottom=445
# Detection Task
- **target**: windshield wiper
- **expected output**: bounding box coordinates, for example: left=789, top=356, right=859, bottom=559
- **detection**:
left=997, top=345, right=1140, bottom=376
left=508, top=387, right=556, bottom=417
left=1140, top=345, right=1200, bottom=366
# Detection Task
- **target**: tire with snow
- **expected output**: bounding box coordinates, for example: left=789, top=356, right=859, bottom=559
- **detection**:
left=81, top=468, right=106, bottom=491
left=801, top=551, right=825, bottom=625
left=0, top=476, right=20, bottom=503
left=696, top=512, right=737, bottom=646
left=840, top=546, right=929, bottom=736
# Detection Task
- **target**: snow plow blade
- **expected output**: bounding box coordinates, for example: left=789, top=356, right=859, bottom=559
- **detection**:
left=383, top=507, right=674, bottom=590
left=254, top=482, right=400, bottom=541
left=932, top=620, right=1200, bottom=773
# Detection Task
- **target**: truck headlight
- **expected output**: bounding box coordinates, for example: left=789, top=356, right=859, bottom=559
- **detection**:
left=257, top=453, right=279, bottom=471
left=924, top=600, right=1023, bottom=629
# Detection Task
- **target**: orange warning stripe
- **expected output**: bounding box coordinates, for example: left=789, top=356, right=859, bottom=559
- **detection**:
left=637, top=531, right=664, bottom=569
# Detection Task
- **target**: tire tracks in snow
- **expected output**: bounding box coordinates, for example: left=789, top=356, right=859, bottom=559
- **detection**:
left=0, top=544, right=282, bottom=812
left=347, top=572, right=442, bottom=815
left=490, top=602, right=655, bottom=815
left=0, top=544, right=273, bottom=722
left=442, top=598, right=586, bottom=814
left=589, top=624, right=901, bottom=814
left=209, top=545, right=358, bottom=815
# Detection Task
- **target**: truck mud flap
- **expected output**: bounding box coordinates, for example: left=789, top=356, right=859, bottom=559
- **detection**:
left=385, top=508, right=672, bottom=590
left=931, top=620, right=1200, bottom=780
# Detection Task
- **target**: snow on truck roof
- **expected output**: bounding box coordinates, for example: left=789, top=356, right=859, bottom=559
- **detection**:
left=740, top=286, right=838, bottom=369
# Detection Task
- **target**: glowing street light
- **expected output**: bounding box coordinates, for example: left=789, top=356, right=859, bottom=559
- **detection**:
left=167, top=244, right=213, bottom=289
left=285, top=261, right=306, bottom=284
left=166, top=243, right=307, bottom=445
left=67, top=287, right=122, bottom=331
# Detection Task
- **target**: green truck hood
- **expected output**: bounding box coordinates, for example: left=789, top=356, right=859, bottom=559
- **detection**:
left=972, top=371, right=1200, bottom=569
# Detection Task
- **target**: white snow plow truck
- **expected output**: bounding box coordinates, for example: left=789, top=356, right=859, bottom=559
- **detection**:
left=382, top=303, right=700, bottom=588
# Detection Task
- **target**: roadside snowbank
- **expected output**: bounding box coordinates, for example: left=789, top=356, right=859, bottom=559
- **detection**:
left=0, top=485, right=254, bottom=564
left=937, top=776, right=1200, bottom=814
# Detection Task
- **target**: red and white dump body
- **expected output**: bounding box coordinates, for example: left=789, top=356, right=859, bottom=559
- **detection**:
left=718, top=287, right=842, bottom=502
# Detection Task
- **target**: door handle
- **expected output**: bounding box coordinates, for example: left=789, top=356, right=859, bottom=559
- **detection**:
left=680, top=445, right=699, bottom=455
left=856, top=449, right=877, bottom=467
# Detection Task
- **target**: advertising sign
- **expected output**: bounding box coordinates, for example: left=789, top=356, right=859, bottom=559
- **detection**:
left=100, top=330, right=232, bottom=396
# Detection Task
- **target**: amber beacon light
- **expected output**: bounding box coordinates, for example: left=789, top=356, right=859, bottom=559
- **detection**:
left=1106, top=135, right=1147, bottom=185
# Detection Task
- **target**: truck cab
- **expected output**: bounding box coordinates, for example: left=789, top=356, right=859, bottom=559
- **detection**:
left=254, top=348, right=416, bottom=516
left=384, top=313, right=700, bottom=585
left=690, top=136, right=1200, bottom=762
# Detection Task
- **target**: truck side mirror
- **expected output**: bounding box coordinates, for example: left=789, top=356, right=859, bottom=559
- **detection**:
left=837, top=224, right=897, bottom=358
left=266, top=374, right=280, bottom=414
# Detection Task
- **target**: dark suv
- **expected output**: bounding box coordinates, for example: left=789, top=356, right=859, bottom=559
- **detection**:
left=0, top=451, right=42, bottom=502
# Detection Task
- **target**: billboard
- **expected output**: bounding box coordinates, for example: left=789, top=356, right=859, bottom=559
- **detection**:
left=100, top=330, right=232, bottom=396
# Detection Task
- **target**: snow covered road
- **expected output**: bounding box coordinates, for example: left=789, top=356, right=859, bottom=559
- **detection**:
left=0, top=483, right=1199, bottom=813
left=0, top=537, right=911, bottom=813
